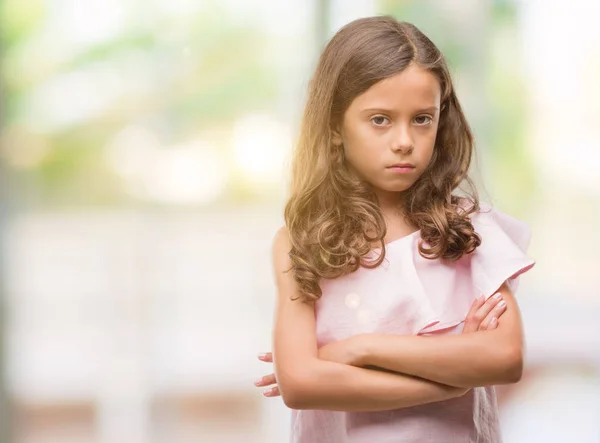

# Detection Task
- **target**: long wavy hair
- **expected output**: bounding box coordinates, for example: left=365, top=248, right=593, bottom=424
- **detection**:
left=285, top=16, right=481, bottom=302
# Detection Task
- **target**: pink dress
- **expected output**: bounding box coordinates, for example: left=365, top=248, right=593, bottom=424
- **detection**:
left=291, top=203, right=536, bottom=443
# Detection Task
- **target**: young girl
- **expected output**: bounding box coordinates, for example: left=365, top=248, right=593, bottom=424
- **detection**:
left=254, top=16, right=535, bottom=443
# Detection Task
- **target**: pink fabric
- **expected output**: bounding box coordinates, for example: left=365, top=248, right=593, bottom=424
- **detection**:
left=291, top=203, right=536, bottom=443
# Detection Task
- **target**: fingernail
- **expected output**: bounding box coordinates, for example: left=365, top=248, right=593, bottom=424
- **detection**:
left=493, top=292, right=502, bottom=300
left=498, top=300, right=506, bottom=308
left=263, top=388, right=272, bottom=396
left=490, top=317, right=497, bottom=326
left=254, top=378, right=262, bottom=386
left=258, top=353, right=267, bottom=359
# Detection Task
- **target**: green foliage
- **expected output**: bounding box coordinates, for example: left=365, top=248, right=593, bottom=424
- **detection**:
left=380, top=0, right=536, bottom=212
left=1, top=2, right=279, bottom=205
left=0, top=0, right=46, bottom=46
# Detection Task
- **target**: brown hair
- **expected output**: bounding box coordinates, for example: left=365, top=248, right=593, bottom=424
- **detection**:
left=285, top=16, right=481, bottom=302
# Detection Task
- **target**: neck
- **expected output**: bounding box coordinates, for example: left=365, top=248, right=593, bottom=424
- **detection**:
left=373, top=189, right=405, bottom=217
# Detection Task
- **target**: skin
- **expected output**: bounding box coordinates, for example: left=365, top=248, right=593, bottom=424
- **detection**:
left=332, top=63, right=440, bottom=237
left=256, top=293, right=507, bottom=397
left=254, top=63, right=525, bottom=410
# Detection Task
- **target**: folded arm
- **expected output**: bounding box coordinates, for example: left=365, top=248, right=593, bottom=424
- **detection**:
left=270, top=227, right=466, bottom=412
left=349, top=282, right=524, bottom=388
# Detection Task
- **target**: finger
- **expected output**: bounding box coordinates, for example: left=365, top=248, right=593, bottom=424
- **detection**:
left=463, top=296, right=485, bottom=333
left=480, top=316, right=498, bottom=331
left=480, top=299, right=507, bottom=330
left=468, top=295, right=486, bottom=314
left=258, top=352, right=273, bottom=362
left=263, top=385, right=280, bottom=397
left=254, top=373, right=277, bottom=387
left=472, top=292, right=502, bottom=324
left=464, top=292, right=502, bottom=333
left=463, top=296, right=485, bottom=332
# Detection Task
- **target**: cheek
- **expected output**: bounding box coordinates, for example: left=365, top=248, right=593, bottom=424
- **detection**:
left=342, top=139, right=378, bottom=179
left=420, top=129, right=438, bottom=157
left=342, top=126, right=370, bottom=161
left=342, top=142, right=363, bottom=170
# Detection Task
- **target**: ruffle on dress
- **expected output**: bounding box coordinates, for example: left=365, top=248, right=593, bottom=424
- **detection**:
left=315, top=203, right=536, bottom=343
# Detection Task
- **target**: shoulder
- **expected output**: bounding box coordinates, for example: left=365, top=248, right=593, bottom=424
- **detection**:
left=272, top=226, right=293, bottom=277
left=271, top=226, right=310, bottom=305
left=273, top=225, right=291, bottom=251
left=468, top=202, right=527, bottom=231
left=466, top=202, right=534, bottom=277
left=456, top=198, right=534, bottom=252
left=272, top=226, right=292, bottom=261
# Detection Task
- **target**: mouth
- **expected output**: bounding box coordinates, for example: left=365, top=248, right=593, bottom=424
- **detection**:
left=388, top=163, right=415, bottom=169
left=386, top=163, right=416, bottom=173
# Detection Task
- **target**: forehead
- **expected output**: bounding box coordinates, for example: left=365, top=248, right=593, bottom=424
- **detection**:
left=350, top=64, right=441, bottom=112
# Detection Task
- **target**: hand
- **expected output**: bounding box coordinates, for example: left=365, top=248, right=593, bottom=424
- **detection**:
left=462, top=291, right=507, bottom=333
left=254, top=352, right=280, bottom=397
left=254, top=336, right=359, bottom=398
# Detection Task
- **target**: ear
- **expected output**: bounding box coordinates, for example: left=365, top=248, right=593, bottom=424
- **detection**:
left=331, top=126, right=343, bottom=146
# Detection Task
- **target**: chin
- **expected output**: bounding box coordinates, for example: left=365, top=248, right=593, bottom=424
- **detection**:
left=380, top=181, right=415, bottom=192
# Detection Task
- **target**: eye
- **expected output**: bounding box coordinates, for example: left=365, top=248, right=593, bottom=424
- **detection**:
left=371, top=116, right=390, bottom=126
left=414, top=115, right=433, bottom=126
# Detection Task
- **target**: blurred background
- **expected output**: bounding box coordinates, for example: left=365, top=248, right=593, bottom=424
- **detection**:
left=0, top=0, right=599, bottom=442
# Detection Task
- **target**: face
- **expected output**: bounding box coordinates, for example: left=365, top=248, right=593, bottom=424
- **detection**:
left=333, top=63, right=441, bottom=202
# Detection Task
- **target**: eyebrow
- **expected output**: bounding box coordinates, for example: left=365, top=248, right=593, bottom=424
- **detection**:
left=361, top=106, right=439, bottom=115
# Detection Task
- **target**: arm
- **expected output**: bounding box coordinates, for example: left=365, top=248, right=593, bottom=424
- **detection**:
left=349, top=282, right=524, bottom=388
left=271, top=227, right=466, bottom=412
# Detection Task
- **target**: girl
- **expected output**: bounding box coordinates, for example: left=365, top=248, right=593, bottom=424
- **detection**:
left=255, top=16, right=535, bottom=443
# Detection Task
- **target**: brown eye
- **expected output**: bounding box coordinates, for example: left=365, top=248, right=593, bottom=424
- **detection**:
left=371, top=116, right=390, bottom=126
left=414, top=115, right=433, bottom=125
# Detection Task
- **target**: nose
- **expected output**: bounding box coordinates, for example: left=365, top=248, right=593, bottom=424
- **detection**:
left=390, top=124, right=414, bottom=154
